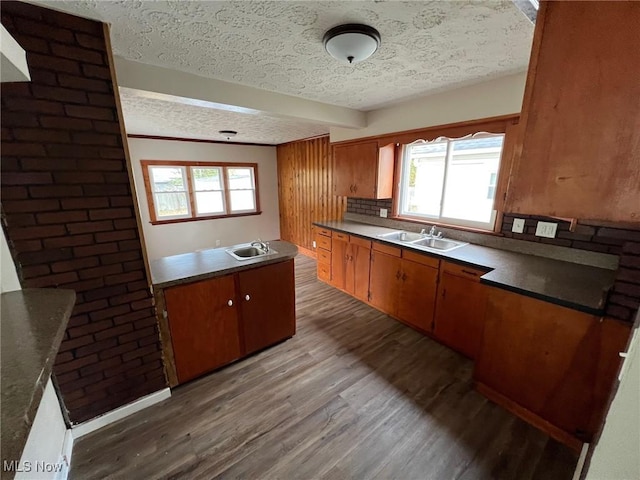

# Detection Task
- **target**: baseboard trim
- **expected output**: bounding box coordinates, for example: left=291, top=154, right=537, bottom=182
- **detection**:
left=71, top=388, right=171, bottom=439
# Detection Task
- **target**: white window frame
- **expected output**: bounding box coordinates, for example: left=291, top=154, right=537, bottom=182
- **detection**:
left=226, top=166, right=257, bottom=214
left=398, top=133, right=505, bottom=231
left=190, top=166, right=226, bottom=217
left=148, top=165, right=191, bottom=221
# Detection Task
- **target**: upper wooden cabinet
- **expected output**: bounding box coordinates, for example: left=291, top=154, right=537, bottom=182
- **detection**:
left=332, top=141, right=395, bottom=199
left=506, top=1, right=640, bottom=222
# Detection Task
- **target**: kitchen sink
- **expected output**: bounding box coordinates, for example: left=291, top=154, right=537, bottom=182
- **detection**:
left=377, top=231, right=425, bottom=242
left=411, top=238, right=468, bottom=252
left=226, top=245, right=278, bottom=261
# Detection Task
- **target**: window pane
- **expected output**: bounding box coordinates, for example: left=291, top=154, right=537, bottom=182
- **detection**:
left=192, top=167, right=222, bottom=191
left=227, top=168, right=254, bottom=189
left=150, top=167, right=186, bottom=192
left=195, top=191, right=225, bottom=215
left=441, top=136, right=504, bottom=223
left=154, top=192, right=189, bottom=217
left=402, top=142, right=447, bottom=216
left=229, top=190, right=255, bottom=212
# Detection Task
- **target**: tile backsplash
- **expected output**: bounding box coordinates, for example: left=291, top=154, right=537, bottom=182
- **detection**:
left=345, top=199, right=640, bottom=322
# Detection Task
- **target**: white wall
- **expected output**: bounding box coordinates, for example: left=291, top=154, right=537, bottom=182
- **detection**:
left=1, top=230, right=21, bottom=293
left=330, top=72, right=527, bottom=142
left=127, top=138, right=281, bottom=261
left=585, top=324, right=640, bottom=480
left=16, top=379, right=70, bottom=480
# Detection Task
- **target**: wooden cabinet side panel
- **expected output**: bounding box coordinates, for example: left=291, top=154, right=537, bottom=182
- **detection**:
left=397, top=259, right=438, bottom=333
left=475, top=288, right=630, bottom=441
left=376, top=143, right=395, bottom=199
left=507, top=1, right=640, bottom=221
left=369, top=251, right=401, bottom=316
left=165, top=275, right=240, bottom=383
left=433, top=271, right=488, bottom=359
left=239, top=260, right=296, bottom=355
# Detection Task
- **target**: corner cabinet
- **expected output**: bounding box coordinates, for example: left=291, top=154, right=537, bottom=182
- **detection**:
left=506, top=1, right=640, bottom=221
left=332, top=141, right=395, bottom=199
left=162, top=259, right=296, bottom=385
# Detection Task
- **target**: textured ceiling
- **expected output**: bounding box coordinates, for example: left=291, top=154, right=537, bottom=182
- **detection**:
left=119, top=88, right=330, bottom=145
left=36, top=0, right=534, bottom=111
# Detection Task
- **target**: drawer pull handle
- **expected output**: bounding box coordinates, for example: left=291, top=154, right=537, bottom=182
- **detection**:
left=245, top=294, right=251, bottom=301
left=396, top=270, right=402, bottom=280
left=462, top=269, right=478, bottom=277
left=227, top=300, right=233, bottom=307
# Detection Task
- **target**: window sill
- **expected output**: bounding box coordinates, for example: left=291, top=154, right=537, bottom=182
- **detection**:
left=391, top=215, right=503, bottom=236
left=150, top=211, right=262, bottom=225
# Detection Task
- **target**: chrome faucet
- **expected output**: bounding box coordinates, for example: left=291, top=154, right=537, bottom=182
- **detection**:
left=251, top=239, right=269, bottom=252
left=421, top=226, right=443, bottom=239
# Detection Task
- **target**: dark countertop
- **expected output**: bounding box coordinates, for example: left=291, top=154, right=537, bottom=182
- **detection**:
left=150, top=240, right=299, bottom=289
left=315, top=220, right=615, bottom=315
left=1, top=288, right=76, bottom=476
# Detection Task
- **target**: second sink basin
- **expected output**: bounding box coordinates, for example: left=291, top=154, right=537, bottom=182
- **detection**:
left=412, top=238, right=468, bottom=252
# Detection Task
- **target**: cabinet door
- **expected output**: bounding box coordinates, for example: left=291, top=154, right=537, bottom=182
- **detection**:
left=165, top=275, right=240, bottom=383
left=330, top=237, right=348, bottom=290
left=397, top=259, right=438, bottom=333
left=506, top=1, right=640, bottom=221
left=350, top=242, right=371, bottom=302
left=333, top=142, right=378, bottom=198
left=238, top=260, right=296, bottom=355
left=433, top=270, right=487, bottom=359
left=475, top=288, right=630, bottom=443
left=369, top=250, right=401, bottom=316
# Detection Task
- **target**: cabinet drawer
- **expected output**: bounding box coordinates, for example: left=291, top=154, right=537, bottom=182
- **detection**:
left=372, top=242, right=401, bottom=257
left=332, top=231, right=349, bottom=242
left=317, top=227, right=332, bottom=237
left=402, top=249, right=439, bottom=269
left=350, top=236, right=371, bottom=249
left=443, top=262, right=487, bottom=281
left=315, top=233, right=332, bottom=251
left=317, top=248, right=331, bottom=265
left=317, top=262, right=330, bottom=282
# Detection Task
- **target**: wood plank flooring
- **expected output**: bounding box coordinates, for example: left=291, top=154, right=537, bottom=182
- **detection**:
left=70, top=255, right=578, bottom=480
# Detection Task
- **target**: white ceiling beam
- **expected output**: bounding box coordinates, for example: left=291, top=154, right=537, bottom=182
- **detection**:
left=1, top=24, right=31, bottom=83
left=114, top=57, right=366, bottom=129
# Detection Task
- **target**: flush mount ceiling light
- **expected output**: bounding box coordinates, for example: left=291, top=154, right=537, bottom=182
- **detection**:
left=219, top=130, right=237, bottom=140
left=323, top=24, right=381, bottom=64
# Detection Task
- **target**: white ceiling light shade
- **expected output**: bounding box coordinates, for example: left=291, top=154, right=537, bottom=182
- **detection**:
left=323, top=24, right=381, bottom=64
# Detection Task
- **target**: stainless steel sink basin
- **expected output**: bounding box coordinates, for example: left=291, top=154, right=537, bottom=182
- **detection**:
left=226, top=245, right=278, bottom=261
left=377, top=231, right=425, bottom=242
left=411, top=238, right=468, bottom=252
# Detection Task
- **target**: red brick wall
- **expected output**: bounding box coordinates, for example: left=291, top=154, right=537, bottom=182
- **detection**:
left=1, top=1, right=167, bottom=423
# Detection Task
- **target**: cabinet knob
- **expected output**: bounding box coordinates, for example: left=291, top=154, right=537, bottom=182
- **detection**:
left=227, top=299, right=233, bottom=307
left=245, top=294, right=251, bottom=301
left=396, top=270, right=401, bottom=280
left=349, top=184, right=354, bottom=193
left=402, top=273, right=407, bottom=281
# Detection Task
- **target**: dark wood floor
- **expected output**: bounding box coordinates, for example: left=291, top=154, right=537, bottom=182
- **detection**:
left=70, top=255, right=578, bottom=480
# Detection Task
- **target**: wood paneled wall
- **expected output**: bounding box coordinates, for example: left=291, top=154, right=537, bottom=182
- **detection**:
left=277, top=136, right=346, bottom=253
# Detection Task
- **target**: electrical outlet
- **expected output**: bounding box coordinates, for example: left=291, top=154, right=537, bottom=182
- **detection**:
left=312, top=240, right=317, bottom=248
left=215, top=239, right=221, bottom=247
left=535, top=221, right=558, bottom=238
left=512, top=218, right=525, bottom=234
left=380, top=208, right=388, bottom=218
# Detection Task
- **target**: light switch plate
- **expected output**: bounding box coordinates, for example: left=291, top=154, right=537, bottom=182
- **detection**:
left=512, top=218, right=525, bottom=233
left=380, top=208, right=388, bottom=218
left=535, top=221, right=558, bottom=238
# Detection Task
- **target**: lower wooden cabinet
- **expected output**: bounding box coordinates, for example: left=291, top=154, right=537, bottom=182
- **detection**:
left=474, top=287, right=631, bottom=447
left=433, top=262, right=489, bottom=359
left=369, top=244, right=439, bottom=333
left=164, top=274, right=241, bottom=384
left=315, top=230, right=331, bottom=283
left=330, top=233, right=371, bottom=302
left=163, top=259, right=296, bottom=385
left=239, top=260, right=296, bottom=355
